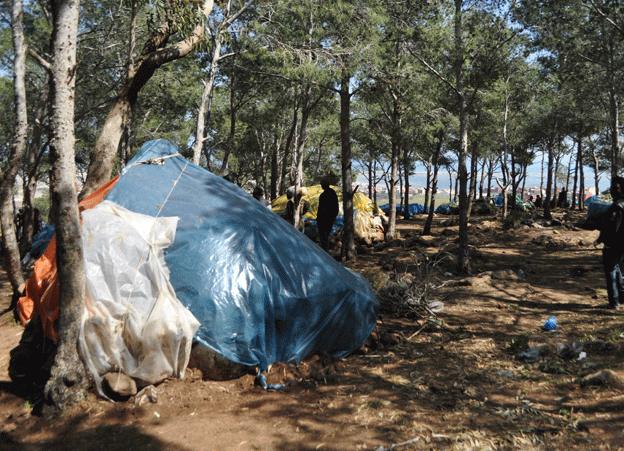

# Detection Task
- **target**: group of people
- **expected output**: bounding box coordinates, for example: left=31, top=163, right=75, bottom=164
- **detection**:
left=252, top=178, right=339, bottom=252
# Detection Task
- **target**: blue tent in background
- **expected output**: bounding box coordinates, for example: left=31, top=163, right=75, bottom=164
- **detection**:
left=379, top=203, right=425, bottom=216
left=104, top=140, right=377, bottom=370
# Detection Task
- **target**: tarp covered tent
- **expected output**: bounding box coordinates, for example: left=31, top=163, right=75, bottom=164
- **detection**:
left=272, top=185, right=385, bottom=242
left=379, top=203, right=425, bottom=216
left=19, top=139, right=378, bottom=380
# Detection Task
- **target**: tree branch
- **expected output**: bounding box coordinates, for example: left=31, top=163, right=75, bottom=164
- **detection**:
left=407, top=48, right=460, bottom=96
left=27, top=47, right=52, bottom=72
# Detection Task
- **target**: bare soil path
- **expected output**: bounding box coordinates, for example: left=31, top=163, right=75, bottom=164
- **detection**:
left=1, top=212, right=623, bottom=450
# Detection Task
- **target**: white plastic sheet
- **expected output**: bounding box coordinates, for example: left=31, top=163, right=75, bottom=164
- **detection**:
left=78, top=201, right=199, bottom=394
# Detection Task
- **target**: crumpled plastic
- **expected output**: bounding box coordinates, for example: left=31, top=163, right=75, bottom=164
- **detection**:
left=79, top=201, right=199, bottom=394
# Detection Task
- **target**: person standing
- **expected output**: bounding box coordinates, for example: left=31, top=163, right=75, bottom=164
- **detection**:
left=317, top=178, right=339, bottom=251
left=596, top=177, right=624, bottom=309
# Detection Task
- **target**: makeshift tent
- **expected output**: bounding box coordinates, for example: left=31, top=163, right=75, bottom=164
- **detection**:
left=379, top=203, right=425, bottom=216
left=19, top=139, right=378, bottom=383
left=435, top=202, right=458, bottom=215
left=272, top=185, right=385, bottom=242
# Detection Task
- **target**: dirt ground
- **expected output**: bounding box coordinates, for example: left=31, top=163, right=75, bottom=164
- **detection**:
left=1, top=211, right=623, bottom=450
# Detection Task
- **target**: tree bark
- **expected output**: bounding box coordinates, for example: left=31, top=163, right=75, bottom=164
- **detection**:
left=45, top=0, right=89, bottom=410
left=80, top=0, right=215, bottom=197
left=1, top=0, right=28, bottom=293
left=339, top=72, right=355, bottom=260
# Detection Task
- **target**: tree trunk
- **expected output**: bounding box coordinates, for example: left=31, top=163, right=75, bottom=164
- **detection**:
left=293, top=89, right=312, bottom=230
left=539, top=150, right=545, bottom=196
left=578, top=139, right=585, bottom=211
left=270, top=134, right=279, bottom=201
left=544, top=142, right=554, bottom=220
left=193, top=34, right=222, bottom=165
left=45, top=0, right=89, bottom=410
left=402, top=150, right=410, bottom=219
left=80, top=0, right=215, bottom=197
left=1, top=0, right=28, bottom=293
left=571, top=136, right=580, bottom=209
left=486, top=158, right=493, bottom=199
left=466, top=142, right=477, bottom=218
left=279, top=102, right=299, bottom=195
left=339, top=71, right=355, bottom=260
left=423, top=162, right=431, bottom=216
left=448, top=166, right=453, bottom=202
left=386, top=121, right=400, bottom=240
left=593, top=152, right=600, bottom=199
left=479, top=159, right=485, bottom=199
left=423, top=132, right=443, bottom=235
left=454, top=0, right=469, bottom=274
left=609, top=85, right=620, bottom=179
left=221, top=65, right=237, bottom=173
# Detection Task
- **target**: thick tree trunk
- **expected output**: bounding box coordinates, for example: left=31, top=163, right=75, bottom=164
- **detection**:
left=1, top=0, right=28, bottom=292
left=45, top=0, right=89, bottom=410
left=544, top=143, right=554, bottom=220
left=193, top=34, right=222, bottom=165
left=339, top=72, right=355, bottom=260
left=80, top=0, right=215, bottom=197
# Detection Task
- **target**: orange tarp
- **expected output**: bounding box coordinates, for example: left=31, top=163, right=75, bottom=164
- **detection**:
left=17, top=177, right=119, bottom=342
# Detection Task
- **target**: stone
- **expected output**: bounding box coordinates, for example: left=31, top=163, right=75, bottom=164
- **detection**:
left=103, top=372, right=137, bottom=398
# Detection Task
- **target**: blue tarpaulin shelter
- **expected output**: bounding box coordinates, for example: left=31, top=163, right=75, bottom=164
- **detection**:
left=105, top=139, right=378, bottom=370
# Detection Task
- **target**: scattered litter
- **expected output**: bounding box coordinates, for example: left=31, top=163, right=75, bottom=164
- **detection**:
left=135, top=385, right=158, bottom=407
left=519, top=347, right=543, bottom=363
left=577, top=352, right=587, bottom=361
left=543, top=316, right=557, bottom=331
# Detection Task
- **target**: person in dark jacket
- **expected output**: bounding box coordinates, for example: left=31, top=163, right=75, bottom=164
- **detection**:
left=317, top=178, right=339, bottom=251
left=596, top=177, right=624, bottom=309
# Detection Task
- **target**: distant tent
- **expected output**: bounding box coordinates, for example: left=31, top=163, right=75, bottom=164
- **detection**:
left=18, top=140, right=378, bottom=386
